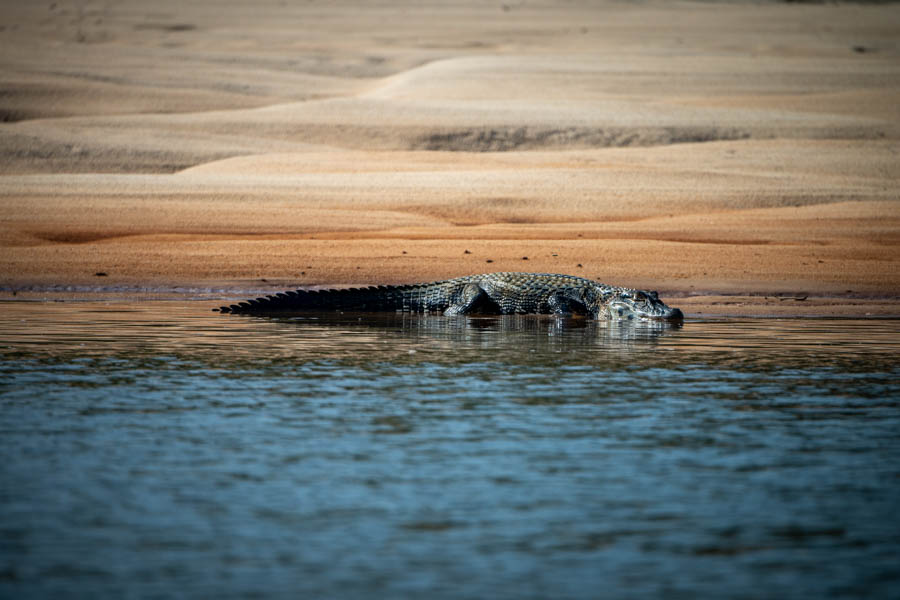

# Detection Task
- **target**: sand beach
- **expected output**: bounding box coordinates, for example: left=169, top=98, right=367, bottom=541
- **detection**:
left=1, top=0, right=898, bottom=316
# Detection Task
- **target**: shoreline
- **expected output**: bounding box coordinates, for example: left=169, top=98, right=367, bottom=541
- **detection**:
left=4, top=287, right=899, bottom=319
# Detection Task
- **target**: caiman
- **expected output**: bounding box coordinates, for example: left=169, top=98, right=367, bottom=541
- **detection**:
left=215, top=272, right=683, bottom=322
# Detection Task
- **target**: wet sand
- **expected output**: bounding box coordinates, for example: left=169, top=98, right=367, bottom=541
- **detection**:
left=1, top=0, right=898, bottom=317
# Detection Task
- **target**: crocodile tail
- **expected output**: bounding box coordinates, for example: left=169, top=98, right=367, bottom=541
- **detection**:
left=215, top=285, right=407, bottom=314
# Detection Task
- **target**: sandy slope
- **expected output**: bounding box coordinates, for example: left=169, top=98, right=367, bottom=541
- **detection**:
left=1, top=0, right=898, bottom=315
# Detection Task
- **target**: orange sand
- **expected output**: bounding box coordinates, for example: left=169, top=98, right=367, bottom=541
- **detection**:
left=1, top=1, right=898, bottom=317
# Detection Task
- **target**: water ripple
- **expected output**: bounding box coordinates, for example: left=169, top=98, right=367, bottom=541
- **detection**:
left=1, top=302, right=899, bottom=599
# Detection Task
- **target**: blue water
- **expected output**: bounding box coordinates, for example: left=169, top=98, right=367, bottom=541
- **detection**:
left=1, top=302, right=899, bottom=599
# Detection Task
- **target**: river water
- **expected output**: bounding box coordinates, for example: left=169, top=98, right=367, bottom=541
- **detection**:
left=1, top=301, right=899, bottom=599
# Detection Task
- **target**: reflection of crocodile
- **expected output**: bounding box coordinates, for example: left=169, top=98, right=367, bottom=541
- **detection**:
left=217, top=272, right=683, bottom=322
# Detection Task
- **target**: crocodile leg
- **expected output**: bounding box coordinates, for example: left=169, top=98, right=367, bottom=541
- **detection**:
left=444, top=282, right=501, bottom=316
left=547, top=292, right=589, bottom=317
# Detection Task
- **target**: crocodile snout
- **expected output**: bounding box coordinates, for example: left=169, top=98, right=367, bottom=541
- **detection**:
left=663, top=307, right=684, bottom=322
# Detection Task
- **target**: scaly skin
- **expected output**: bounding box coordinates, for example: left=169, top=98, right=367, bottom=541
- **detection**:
left=215, top=272, right=683, bottom=322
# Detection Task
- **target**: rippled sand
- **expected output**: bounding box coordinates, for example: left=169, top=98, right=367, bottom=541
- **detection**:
left=1, top=0, right=898, bottom=315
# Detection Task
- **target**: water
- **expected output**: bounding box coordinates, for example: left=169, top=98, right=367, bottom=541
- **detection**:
left=1, top=301, right=899, bottom=599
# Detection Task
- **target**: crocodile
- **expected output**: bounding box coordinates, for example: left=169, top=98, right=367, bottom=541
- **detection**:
left=215, top=272, right=683, bottom=322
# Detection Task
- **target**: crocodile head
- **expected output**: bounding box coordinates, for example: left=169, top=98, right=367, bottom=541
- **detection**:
left=596, top=288, right=683, bottom=322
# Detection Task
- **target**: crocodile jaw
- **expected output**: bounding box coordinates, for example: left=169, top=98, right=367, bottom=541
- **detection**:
left=604, top=301, right=684, bottom=323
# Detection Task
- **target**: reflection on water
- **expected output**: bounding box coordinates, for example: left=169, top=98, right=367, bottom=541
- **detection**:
left=1, top=301, right=899, bottom=599
left=2, top=302, right=898, bottom=370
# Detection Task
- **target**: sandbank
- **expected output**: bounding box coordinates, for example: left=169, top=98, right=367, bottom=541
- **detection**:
left=1, top=1, right=898, bottom=318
